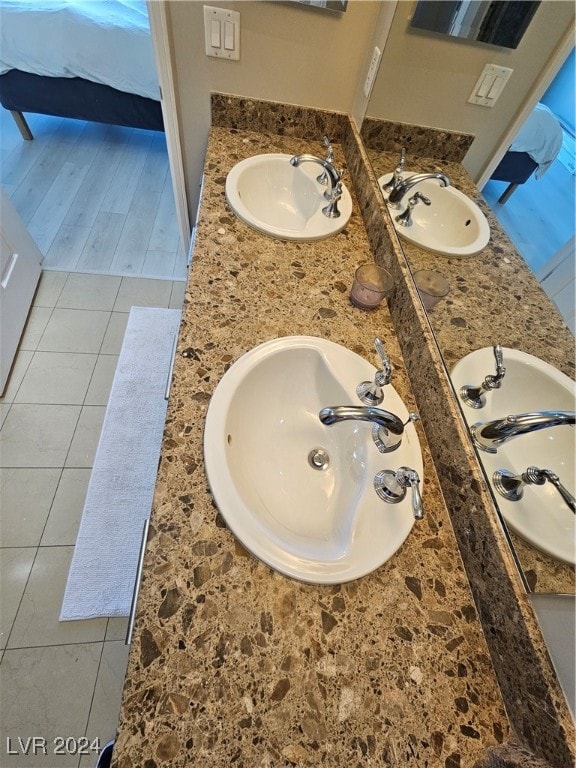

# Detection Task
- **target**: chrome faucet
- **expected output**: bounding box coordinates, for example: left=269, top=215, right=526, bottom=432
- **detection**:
left=374, top=466, right=423, bottom=519
left=471, top=410, right=575, bottom=453
left=316, top=136, right=335, bottom=185
left=381, top=147, right=406, bottom=195
left=460, top=345, right=506, bottom=409
left=387, top=172, right=450, bottom=207
left=289, top=154, right=344, bottom=218
left=493, top=466, right=576, bottom=513
left=319, top=405, right=407, bottom=453
left=356, top=338, right=393, bottom=406
left=394, top=191, right=431, bottom=227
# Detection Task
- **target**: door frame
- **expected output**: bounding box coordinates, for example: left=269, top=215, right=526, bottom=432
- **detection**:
left=146, top=1, right=191, bottom=250
left=477, top=25, right=574, bottom=189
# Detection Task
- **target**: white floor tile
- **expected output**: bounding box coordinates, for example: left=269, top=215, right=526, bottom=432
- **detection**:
left=78, top=641, right=130, bottom=767
left=33, top=271, right=68, bottom=308
left=14, top=352, right=97, bottom=405
left=8, top=546, right=107, bottom=649
left=57, top=273, right=122, bottom=312
left=0, top=404, right=81, bottom=468
left=105, top=617, right=129, bottom=642
left=84, top=355, right=119, bottom=406
left=0, top=350, right=34, bottom=403
left=37, top=308, right=111, bottom=354
left=18, top=307, right=53, bottom=352
left=100, top=313, right=129, bottom=355
left=65, top=406, right=106, bottom=468
left=0, top=468, right=61, bottom=547
left=0, top=548, right=36, bottom=650
left=169, top=280, right=186, bottom=310
left=41, top=468, right=91, bottom=547
left=0, top=643, right=102, bottom=767
left=113, top=276, right=172, bottom=311
left=0, top=402, right=10, bottom=429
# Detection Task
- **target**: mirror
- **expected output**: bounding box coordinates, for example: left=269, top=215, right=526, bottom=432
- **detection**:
left=289, top=0, right=348, bottom=12
left=410, top=1, right=540, bottom=49
left=360, top=0, right=575, bottom=598
left=360, top=128, right=575, bottom=597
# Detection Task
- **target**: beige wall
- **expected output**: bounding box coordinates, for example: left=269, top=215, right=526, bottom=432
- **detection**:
left=165, top=0, right=379, bottom=221
left=165, top=0, right=574, bottom=221
left=366, top=0, right=575, bottom=181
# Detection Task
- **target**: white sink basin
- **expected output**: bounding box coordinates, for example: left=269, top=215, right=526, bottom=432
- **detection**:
left=451, top=347, right=575, bottom=564
left=226, top=154, right=352, bottom=241
left=379, top=172, right=490, bottom=257
left=204, top=336, right=423, bottom=583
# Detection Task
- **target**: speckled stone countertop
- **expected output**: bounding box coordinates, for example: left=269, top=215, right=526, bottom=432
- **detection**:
left=366, top=147, right=575, bottom=597
left=111, top=127, right=512, bottom=767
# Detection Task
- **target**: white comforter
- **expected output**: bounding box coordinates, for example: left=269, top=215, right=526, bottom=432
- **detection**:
left=0, top=0, right=159, bottom=100
left=510, top=103, right=564, bottom=179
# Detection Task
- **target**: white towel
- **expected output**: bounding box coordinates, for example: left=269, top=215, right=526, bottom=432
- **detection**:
left=60, top=306, right=181, bottom=620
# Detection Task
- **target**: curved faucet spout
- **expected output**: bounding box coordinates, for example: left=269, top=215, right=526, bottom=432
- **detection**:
left=319, top=405, right=404, bottom=435
left=388, top=172, right=450, bottom=205
left=289, top=154, right=341, bottom=196
left=471, top=410, right=576, bottom=453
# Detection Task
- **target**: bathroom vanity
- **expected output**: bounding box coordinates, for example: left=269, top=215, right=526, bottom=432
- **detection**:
left=110, top=97, right=574, bottom=768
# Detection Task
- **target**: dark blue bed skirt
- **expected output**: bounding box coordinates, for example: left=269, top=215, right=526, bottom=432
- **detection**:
left=0, top=69, right=164, bottom=132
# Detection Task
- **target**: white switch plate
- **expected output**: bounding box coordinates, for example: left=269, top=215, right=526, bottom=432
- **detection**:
left=468, top=63, right=513, bottom=107
left=204, top=5, right=240, bottom=60
left=363, top=46, right=382, bottom=98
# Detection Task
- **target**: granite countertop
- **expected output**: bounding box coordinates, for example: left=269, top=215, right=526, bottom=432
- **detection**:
left=367, top=148, right=576, bottom=597
left=112, top=128, right=510, bottom=767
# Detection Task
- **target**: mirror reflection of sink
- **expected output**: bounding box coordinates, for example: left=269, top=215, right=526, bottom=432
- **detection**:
left=226, top=153, right=352, bottom=241
left=451, top=347, right=576, bottom=564
left=378, top=172, right=490, bottom=258
left=204, top=336, right=423, bottom=583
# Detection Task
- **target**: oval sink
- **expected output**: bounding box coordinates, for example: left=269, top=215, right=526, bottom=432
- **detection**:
left=379, top=172, right=490, bottom=258
left=226, top=154, right=352, bottom=241
left=451, top=347, right=575, bottom=564
left=204, top=336, right=423, bottom=583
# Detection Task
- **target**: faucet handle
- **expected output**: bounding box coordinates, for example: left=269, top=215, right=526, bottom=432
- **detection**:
left=317, top=137, right=335, bottom=184
left=357, top=338, right=392, bottom=406
left=374, top=466, right=423, bottom=519
left=460, top=344, right=506, bottom=409
left=321, top=135, right=334, bottom=160
left=490, top=344, right=506, bottom=381
left=397, top=146, right=406, bottom=172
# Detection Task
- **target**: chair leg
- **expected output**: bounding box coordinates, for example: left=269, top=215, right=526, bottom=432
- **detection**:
left=10, top=110, right=33, bottom=140
left=497, top=182, right=518, bottom=204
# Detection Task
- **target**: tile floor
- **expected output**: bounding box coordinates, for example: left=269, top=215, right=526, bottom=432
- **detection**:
left=0, top=271, right=185, bottom=768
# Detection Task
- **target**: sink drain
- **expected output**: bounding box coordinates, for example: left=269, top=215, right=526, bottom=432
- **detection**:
left=308, top=447, right=330, bottom=470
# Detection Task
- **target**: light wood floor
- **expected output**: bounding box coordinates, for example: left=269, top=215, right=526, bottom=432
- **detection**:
left=1, top=108, right=187, bottom=281
left=482, top=153, right=575, bottom=275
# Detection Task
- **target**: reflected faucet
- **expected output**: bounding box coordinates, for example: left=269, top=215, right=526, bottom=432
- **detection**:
left=387, top=172, right=450, bottom=207
left=471, top=410, right=576, bottom=453
left=493, top=466, right=576, bottom=513
left=319, top=405, right=406, bottom=452
left=289, top=154, right=344, bottom=218
left=460, top=345, right=506, bottom=409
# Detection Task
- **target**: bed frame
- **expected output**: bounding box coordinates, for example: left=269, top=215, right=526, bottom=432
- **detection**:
left=0, top=69, right=164, bottom=139
left=489, top=150, right=539, bottom=204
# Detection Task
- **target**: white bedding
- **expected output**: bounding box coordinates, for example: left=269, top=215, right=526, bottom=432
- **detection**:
left=510, top=103, right=564, bottom=179
left=0, top=0, right=159, bottom=100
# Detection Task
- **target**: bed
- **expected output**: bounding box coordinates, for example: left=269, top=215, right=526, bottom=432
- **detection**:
left=0, top=0, right=163, bottom=139
left=490, top=103, right=563, bottom=203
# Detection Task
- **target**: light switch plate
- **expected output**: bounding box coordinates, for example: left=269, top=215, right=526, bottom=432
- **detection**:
left=204, top=5, right=240, bottom=60
left=363, top=46, right=382, bottom=98
left=468, top=64, right=513, bottom=107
